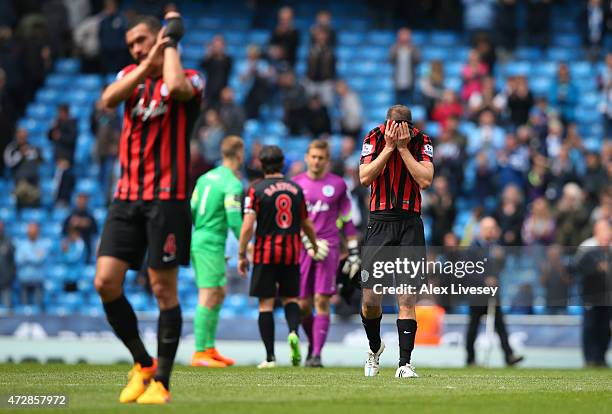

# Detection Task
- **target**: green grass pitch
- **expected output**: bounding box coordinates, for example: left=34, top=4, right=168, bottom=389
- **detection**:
left=0, top=364, right=611, bottom=413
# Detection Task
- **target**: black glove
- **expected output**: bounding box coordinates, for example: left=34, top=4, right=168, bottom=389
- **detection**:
left=165, top=17, right=184, bottom=48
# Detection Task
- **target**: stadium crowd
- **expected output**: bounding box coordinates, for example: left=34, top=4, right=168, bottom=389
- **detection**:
left=0, top=0, right=610, bottom=317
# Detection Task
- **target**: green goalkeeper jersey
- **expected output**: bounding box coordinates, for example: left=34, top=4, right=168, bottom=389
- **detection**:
left=190, top=165, right=243, bottom=251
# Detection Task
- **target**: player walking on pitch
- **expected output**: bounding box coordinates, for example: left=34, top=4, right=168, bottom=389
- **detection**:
left=190, top=136, right=245, bottom=368
left=238, top=145, right=320, bottom=368
left=359, top=105, right=434, bottom=378
left=94, top=12, right=203, bottom=403
left=293, top=140, right=360, bottom=367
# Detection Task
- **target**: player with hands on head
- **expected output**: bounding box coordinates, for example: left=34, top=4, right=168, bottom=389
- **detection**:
left=95, top=10, right=204, bottom=405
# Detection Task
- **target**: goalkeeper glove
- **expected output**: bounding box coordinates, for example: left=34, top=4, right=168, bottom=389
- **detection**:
left=302, top=236, right=329, bottom=261
left=164, top=16, right=184, bottom=48
left=342, top=239, right=360, bottom=280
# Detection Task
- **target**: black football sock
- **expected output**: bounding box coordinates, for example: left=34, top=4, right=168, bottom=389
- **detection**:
left=103, top=294, right=153, bottom=367
left=154, top=305, right=182, bottom=390
left=397, top=319, right=417, bottom=366
left=258, top=311, right=275, bottom=361
left=284, top=302, right=300, bottom=335
left=361, top=312, right=382, bottom=353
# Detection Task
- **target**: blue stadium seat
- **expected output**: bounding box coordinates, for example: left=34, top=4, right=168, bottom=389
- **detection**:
left=444, top=62, right=463, bottom=77
left=75, top=75, right=103, bottom=90
left=553, top=34, right=581, bottom=48
left=411, top=105, right=426, bottom=122
left=430, top=31, right=460, bottom=47
left=501, top=61, right=531, bottom=76
left=338, top=31, right=366, bottom=46
left=367, top=31, right=394, bottom=46
left=26, top=104, right=54, bottom=120
left=547, top=47, right=582, bottom=61
left=49, top=265, right=68, bottom=281
left=570, top=61, right=594, bottom=79
left=421, top=47, right=449, bottom=62
left=444, top=77, right=462, bottom=92
left=55, top=59, right=80, bottom=73
left=20, top=208, right=45, bottom=222
left=248, top=30, right=269, bottom=45
left=514, top=47, right=543, bottom=61
left=530, top=77, right=553, bottom=95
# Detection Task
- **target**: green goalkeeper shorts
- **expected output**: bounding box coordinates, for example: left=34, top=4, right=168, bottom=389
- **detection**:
left=191, top=248, right=227, bottom=288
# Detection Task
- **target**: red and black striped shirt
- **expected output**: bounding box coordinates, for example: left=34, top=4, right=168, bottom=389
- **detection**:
left=244, top=177, right=308, bottom=265
left=360, top=123, right=433, bottom=214
left=114, top=65, right=204, bottom=201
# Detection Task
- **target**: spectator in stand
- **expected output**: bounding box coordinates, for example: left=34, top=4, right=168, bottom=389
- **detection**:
left=335, top=80, right=362, bottom=140
left=590, top=188, right=611, bottom=224
left=527, top=0, right=552, bottom=48
left=188, top=140, right=212, bottom=194
left=305, top=95, right=331, bottom=138
left=467, top=76, right=504, bottom=121
left=467, top=109, right=505, bottom=157
left=435, top=123, right=464, bottom=195
left=61, top=224, right=86, bottom=266
left=41, top=0, right=72, bottom=58
left=495, top=184, right=525, bottom=246
left=507, top=75, right=534, bottom=128
left=306, top=26, right=336, bottom=108
left=0, top=27, right=26, bottom=119
left=279, top=70, right=308, bottom=135
left=331, top=136, right=357, bottom=176
left=240, top=44, right=272, bottom=119
left=549, top=63, right=578, bottom=125
left=497, top=132, right=530, bottom=190
left=432, top=89, right=464, bottom=130
left=0, top=68, right=16, bottom=173
left=98, top=0, right=129, bottom=74
left=474, top=151, right=496, bottom=205
left=15, top=222, right=50, bottom=308
left=3, top=128, right=42, bottom=209
left=598, top=52, right=612, bottom=138
left=390, top=27, right=420, bottom=106
left=555, top=183, right=591, bottom=246
left=474, top=33, right=496, bottom=72
left=218, top=87, right=245, bottom=136
left=526, top=153, right=551, bottom=202
left=462, top=0, right=497, bottom=41
left=19, top=19, right=54, bottom=103
left=549, top=145, right=579, bottom=199
left=427, top=176, right=457, bottom=246
left=539, top=244, right=570, bottom=312
left=194, top=109, right=225, bottom=166
left=269, top=6, right=299, bottom=68
left=48, top=104, right=77, bottom=207
left=461, top=49, right=488, bottom=102
left=582, top=151, right=609, bottom=209
left=419, top=60, right=445, bottom=118
left=522, top=197, right=556, bottom=246
left=529, top=96, right=555, bottom=141
left=582, top=0, right=606, bottom=60
left=0, top=221, right=15, bottom=308
left=91, top=99, right=120, bottom=202
left=544, top=119, right=563, bottom=159
left=496, top=0, right=518, bottom=54
left=62, top=192, right=97, bottom=263
left=73, top=7, right=103, bottom=73
left=48, top=104, right=77, bottom=165
left=200, top=34, right=233, bottom=109
left=310, top=10, right=336, bottom=47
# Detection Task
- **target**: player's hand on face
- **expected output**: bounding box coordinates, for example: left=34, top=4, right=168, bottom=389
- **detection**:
left=384, top=120, right=398, bottom=148
left=396, top=123, right=410, bottom=149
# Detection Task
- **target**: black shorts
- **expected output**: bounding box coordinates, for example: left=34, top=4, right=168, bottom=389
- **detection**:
left=250, top=264, right=300, bottom=298
left=98, top=200, right=192, bottom=270
left=360, top=213, right=426, bottom=288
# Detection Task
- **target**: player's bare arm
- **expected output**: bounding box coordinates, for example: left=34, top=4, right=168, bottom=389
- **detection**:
left=359, top=120, right=398, bottom=186
left=237, top=212, right=256, bottom=277
left=162, top=12, right=194, bottom=101
left=397, top=123, right=433, bottom=189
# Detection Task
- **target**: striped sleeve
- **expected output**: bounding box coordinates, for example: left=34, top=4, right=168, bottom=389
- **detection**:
left=416, top=133, right=434, bottom=163
left=244, top=186, right=258, bottom=214
left=359, top=127, right=380, bottom=165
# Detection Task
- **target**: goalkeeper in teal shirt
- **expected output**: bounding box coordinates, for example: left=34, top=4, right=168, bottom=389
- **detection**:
left=190, top=136, right=244, bottom=368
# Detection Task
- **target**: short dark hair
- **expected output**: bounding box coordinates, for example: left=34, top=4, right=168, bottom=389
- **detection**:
left=58, top=103, right=69, bottom=113
left=127, top=15, right=162, bottom=34
left=386, top=105, right=412, bottom=122
left=259, top=145, right=284, bottom=174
